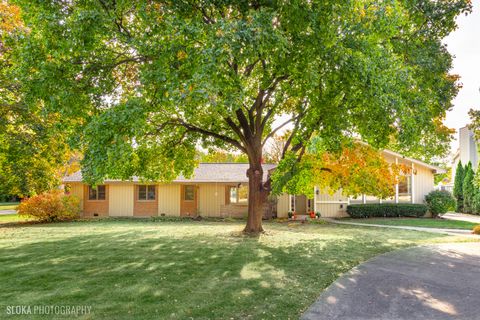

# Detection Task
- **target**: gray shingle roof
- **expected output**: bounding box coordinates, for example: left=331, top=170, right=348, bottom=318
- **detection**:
left=62, top=163, right=277, bottom=183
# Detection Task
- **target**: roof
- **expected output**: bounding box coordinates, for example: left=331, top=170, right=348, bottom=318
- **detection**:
left=63, top=148, right=445, bottom=184
left=380, top=149, right=446, bottom=174
left=63, top=163, right=277, bottom=183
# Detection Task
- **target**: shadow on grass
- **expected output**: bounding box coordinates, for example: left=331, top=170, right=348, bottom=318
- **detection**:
left=0, top=221, right=445, bottom=319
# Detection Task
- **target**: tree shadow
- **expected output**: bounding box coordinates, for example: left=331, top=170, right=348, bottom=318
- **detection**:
left=0, top=221, right=453, bottom=319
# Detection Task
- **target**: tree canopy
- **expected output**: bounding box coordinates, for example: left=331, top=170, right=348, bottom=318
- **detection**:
left=9, top=0, right=471, bottom=231
left=0, top=2, right=76, bottom=196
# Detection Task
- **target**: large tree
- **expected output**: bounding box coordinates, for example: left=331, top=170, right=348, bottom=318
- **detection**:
left=0, top=2, right=75, bottom=197
left=13, top=0, right=469, bottom=232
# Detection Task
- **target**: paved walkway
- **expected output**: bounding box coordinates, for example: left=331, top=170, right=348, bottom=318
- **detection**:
left=441, top=212, right=480, bottom=224
left=322, top=218, right=474, bottom=237
left=302, top=243, right=480, bottom=320
left=0, top=210, right=16, bottom=215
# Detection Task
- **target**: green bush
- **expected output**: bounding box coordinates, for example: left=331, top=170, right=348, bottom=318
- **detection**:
left=424, top=190, right=456, bottom=218
left=17, top=190, right=80, bottom=222
left=346, top=204, right=428, bottom=218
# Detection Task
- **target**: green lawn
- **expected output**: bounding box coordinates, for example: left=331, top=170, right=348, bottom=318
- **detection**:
left=0, top=219, right=476, bottom=319
left=0, top=202, right=19, bottom=210
left=343, top=217, right=479, bottom=230
left=0, top=213, right=31, bottom=224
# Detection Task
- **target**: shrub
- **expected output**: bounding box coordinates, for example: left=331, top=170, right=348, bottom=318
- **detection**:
left=17, top=190, right=80, bottom=222
left=424, top=190, right=456, bottom=218
left=346, top=204, right=428, bottom=218
left=472, top=225, right=480, bottom=235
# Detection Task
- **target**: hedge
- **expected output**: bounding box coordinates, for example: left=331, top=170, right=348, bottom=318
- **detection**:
left=346, top=204, right=428, bottom=218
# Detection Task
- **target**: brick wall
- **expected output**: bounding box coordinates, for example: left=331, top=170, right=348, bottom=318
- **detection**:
left=133, top=185, right=158, bottom=217
left=83, top=185, right=109, bottom=217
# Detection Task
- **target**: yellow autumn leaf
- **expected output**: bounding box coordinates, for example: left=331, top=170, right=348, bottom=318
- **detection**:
left=177, top=50, right=187, bottom=60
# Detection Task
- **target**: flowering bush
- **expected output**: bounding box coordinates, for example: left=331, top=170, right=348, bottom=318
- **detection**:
left=472, top=225, right=480, bottom=235
left=17, top=190, right=80, bottom=222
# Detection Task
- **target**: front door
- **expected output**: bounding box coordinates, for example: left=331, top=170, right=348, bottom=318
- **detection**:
left=180, top=185, right=198, bottom=216
left=294, top=195, right=307, bottom=214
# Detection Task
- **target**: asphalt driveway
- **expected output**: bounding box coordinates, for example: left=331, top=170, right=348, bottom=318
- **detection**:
left=302, top=243, right=480, bottom=320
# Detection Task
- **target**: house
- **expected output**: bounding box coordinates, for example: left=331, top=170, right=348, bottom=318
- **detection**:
left=452, top=126, right=478, bottom=180
left=63, top=150, right=444, bottom=219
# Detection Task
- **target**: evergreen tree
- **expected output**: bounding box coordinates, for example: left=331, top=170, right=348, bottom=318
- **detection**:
left=462, top=162, right=475, bottom=214
left=472, top=189, right=480, bottom=215
left=453, top=161, right=465, bottom=212
left=472, top=169, right=480, bottom=215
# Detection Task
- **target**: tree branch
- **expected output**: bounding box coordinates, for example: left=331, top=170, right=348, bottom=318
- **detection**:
left=261, top=116, right=296, bottom=147
left=162, top=119, right=246, bottom=152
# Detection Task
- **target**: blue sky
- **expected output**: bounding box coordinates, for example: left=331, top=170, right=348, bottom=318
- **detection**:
left=444, top=0, right=480, bottom=150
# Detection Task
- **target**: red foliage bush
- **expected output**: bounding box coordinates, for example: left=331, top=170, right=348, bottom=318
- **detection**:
left=17, top=190, right=80, bottom=222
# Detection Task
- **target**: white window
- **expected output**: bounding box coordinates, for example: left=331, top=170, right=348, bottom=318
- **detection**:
left=227, top=185, right=248, bottom=204
left=138, top=185, right=156, bottom=201
left=398, top=175, right=412, bottom=203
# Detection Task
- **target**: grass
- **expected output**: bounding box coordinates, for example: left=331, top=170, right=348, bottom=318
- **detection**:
left=0, top=202, right=19, bottom=210
left=342, top=217, right=479, bottom=230
left=0, top=219, right=477, bottom=319
left=0, top=213, right=31, bottom=224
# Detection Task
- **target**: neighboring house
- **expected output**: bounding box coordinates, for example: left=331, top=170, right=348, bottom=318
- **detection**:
left=63, top=150, right=444, bottom=219
left=452, top=126, right=478, bottom=179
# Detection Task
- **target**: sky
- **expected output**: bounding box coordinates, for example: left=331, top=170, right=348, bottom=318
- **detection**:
left=443, top=0, right=480, bottom=151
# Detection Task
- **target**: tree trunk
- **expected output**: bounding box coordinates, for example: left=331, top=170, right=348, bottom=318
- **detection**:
left=244, top=159, right=266, bottom=234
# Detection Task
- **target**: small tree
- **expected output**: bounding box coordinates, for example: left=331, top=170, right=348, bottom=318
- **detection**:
left=453, top=161, right=465, bottom=212
left=462, top=162, right=475, bottom=214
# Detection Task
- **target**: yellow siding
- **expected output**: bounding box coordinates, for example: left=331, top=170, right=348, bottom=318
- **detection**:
left=198, top=183, right=224, bottom=217
left=316, top=189, right=346, bottom=202
left=414, top=166, right=434, bottom=204
left=315, top=189, right=348, bottom=218
left=316, top=204, right=348, bottom=218
left=276, top=193, right=290, bottom=218
left=69, top=183, right=84, bottom=213
left=158, top=184, right=180, bottom=216
left=109, top=184, right=134, bottom=216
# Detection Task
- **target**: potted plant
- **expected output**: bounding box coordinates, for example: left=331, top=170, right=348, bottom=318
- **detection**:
left=292, top=211, right=297, bottom=220
left=315, top=212, right=321, bottom=219
left=287, top=211, right=293, bottom=219
left=309, top=210, right=316, bottom=219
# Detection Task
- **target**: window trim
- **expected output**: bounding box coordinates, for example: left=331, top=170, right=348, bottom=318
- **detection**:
left=137, top=185, right=156, bottom=201
left=183, top=185, right=195, bottom=202
left=88, top=185, right=106, bottom=201
left=226, top=185, right=248, bottom=205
